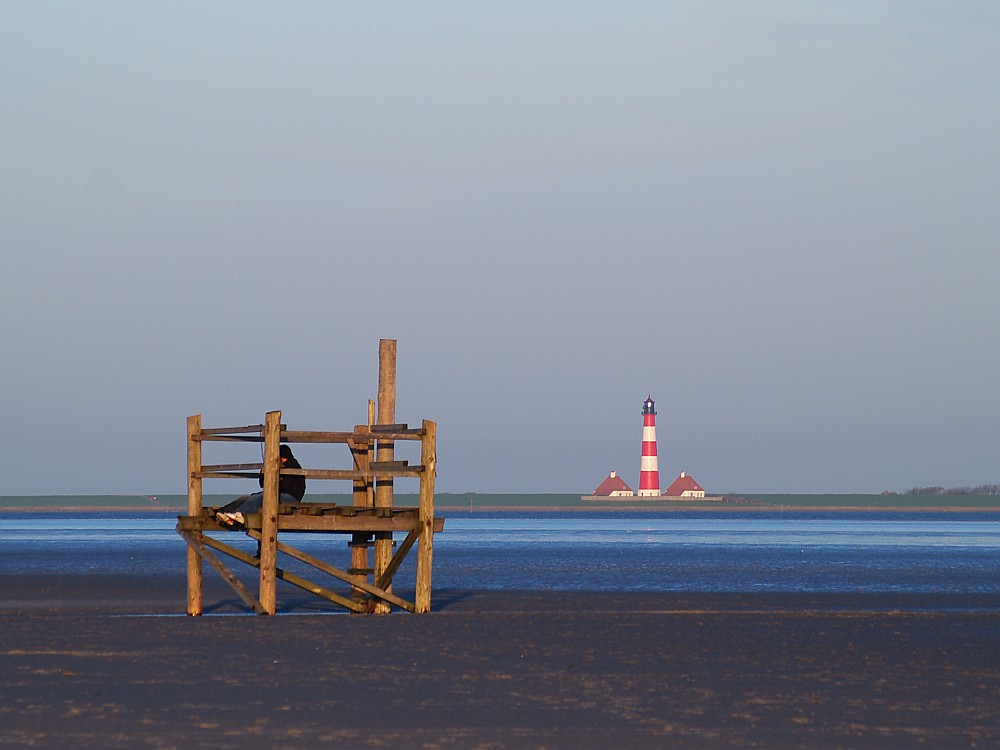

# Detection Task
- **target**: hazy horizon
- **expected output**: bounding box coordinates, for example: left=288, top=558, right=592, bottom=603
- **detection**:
left=3, top=2, right=997, bottom=496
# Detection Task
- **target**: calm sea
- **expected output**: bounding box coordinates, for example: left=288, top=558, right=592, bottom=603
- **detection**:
left=1, top=511, right=998, bottom=595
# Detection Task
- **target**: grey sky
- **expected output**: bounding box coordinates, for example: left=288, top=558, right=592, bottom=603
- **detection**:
left=2, top=2, right=997, bottom=496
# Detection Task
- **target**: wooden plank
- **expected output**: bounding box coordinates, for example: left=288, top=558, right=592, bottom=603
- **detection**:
left=275, top=515, right=440, bottom=533
left=275, top=567, right=364, bottom=613
left=364, top=429, right=423, bottom=440
left=196, top=471, right=262, bottom=480
left=280, top=428, right=423, bottom=443
left=198, top=532, right=260, bottom=567
left=186, top=415, right=203, bottom=616
left=177, top=513, right=442, bottom=534
left=200, top=462, right=263, bottom=472
left=194, top=534, right=356, bottom=617
left=279, top=430, right=359, bottom=443
left=376, top=528, right=419, bottom=589
left=258, top=411, right=281, bottom=615
left=197, top=467, right=424, bottom=481
left=179, top=531, right=265, bottom=614
left=243, top=467, right=424, bottom=481
left=371, top=423, right=408, bottom=432
left=198, top=434, right=264, bottom=443
left=370, top=460, right=409, bottom=470
left=283, top=550, right=412, bottom=613
left=176, top=516, right=207, bottom=531
left=199, top=424, right=264, bottom=436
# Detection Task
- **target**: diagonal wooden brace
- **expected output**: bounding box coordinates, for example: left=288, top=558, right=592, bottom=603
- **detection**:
left=364, top=529, right=420, bottom=613
left=179, top=530, right=266, bottom=614
left=247, top=530, right=413, bottom=613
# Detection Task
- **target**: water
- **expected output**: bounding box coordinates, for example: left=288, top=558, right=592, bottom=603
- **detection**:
left=1, top=511, right=998, bottom=594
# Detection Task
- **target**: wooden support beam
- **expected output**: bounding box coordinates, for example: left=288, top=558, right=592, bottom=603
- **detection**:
left=177, top=513, right=442, bottom=534
left=191, top=531, right=365, bottom=614
left=365, top=528, right=420, bottom=613
left=269, top=516, right=443, bottom=533
left=351, top=424, right=373, bottom=602
left=198, top=531, right=260, bottom=567
left=275, top=567, right=364, bottom=613
left=196, top=471, right=262, bottom=480
left=180, top=531, right=266, bottom=614
left=200, top=428, right=428, bottom=445
left=278, top=430, right=361, bottom=443
left=258, top=411, right=281, bottom=615
left=200, top=462, right=263, bottom=472
left=198, top=424, right=265, bottom=436
left=197, top=434, right=266, bottom=443
left=186, top=414, right=203, bottom=616
left=281, top=428, right=424, bottom=443
left=248, top=531, right=412, bottom=613
left=370, top=460, right=409, bottom=471
left=194, top=467, right=427, bottom=481
left=374, top=338, right=397, bottom=614
left=371, top=423, right=409, bottom=432
left=416, top=419, right=437, bottom=613
left=289, top=467, right=425, bottom=479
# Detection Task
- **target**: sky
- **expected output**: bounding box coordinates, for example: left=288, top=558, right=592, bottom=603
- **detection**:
left=2, top=1, right=998, bottom=496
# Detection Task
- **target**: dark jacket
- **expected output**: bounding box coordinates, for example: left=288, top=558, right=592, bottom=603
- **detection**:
left=258, top=444, right=306, bottom=501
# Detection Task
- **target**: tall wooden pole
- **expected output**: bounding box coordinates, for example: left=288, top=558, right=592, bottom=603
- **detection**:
left=186, top=414, right=203, bottom=616
left=259, top=411, right=281, bottom=615
left=415, top=419, right=437, bottom=613
left=350, top=424, right=373, bottom=602
left=373, top=338, right=396, bottom=613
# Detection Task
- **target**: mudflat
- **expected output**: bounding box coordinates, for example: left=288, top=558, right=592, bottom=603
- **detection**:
left=1, top=576, right=998, bottom=748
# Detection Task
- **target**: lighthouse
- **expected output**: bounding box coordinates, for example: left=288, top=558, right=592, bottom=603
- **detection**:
left=638, top=396, right=660, bottom=497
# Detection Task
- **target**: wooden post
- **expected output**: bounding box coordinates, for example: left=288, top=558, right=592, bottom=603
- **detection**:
left=373, top=338, right=396, bottom=613
left=186, top=414, right=203, bottom=616
left=258, top=411, right=281, bottom=615
left=415, top=419, right=437, bottom=613
left=350, top=424, right=373, bottom=602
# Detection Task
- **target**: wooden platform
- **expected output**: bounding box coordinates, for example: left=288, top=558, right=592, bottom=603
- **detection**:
left=177, top=339, right=441, bottom=616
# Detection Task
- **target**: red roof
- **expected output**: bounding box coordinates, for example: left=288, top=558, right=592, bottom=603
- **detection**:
left=592, top=471, right=634, bottom=495
left=663, top=472, right=705, bottom=496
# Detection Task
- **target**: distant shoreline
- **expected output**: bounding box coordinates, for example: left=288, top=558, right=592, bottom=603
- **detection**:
left=2, top=503, right=999, bottom=514
left=3, top=492, right=999, bottom=514
left=436, top=504, right=1000, bottom=513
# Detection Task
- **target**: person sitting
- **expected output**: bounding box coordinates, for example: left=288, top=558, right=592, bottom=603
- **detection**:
left=215, top=444, right=305, bottom=527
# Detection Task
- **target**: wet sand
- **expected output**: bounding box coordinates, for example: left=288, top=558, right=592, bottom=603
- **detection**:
left=1, top=576, right=998, bottom=748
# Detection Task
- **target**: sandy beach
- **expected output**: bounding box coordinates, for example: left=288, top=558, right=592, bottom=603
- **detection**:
left=1, top=575, right=997, bottom=748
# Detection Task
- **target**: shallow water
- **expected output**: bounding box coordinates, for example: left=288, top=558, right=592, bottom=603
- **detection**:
left=1, top=511, right=998, bottom=594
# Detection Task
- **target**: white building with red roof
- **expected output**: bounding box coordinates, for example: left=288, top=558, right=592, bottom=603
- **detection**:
left=590, top=470, right=635, bottom=497
left=662, top=470, right=706, bottom=499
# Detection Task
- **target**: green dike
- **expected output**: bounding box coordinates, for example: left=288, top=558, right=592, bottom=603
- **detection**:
left=0, top=495, right=188, bottom=510
left=2, top=492, right=998, bottom=510
left=741, top=493, right=1000, bottom=509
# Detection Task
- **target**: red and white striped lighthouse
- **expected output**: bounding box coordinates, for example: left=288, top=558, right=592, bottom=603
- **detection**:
left=638, top=396, right=660, bottom=497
